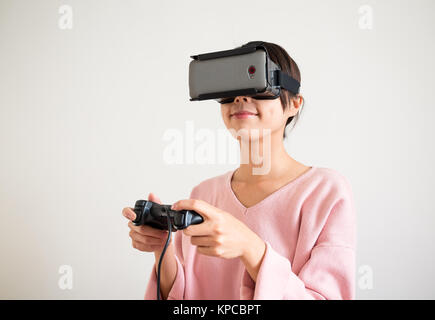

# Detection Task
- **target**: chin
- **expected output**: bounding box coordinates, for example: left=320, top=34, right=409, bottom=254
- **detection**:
left=227, top=126, right=264, bottom=141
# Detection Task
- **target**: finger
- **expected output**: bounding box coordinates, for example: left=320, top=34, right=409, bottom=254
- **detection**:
left=128, top=221, right=168, bottom=239
left=190, top=235, right=216, bottom=247
left=132, top=241, right=162, bottom=252
left=171, top=199, right=219, bottom=220
left=148, top=192, right=162, bottom=204
left=122, top=207, right=136, bottom=221
left=196, top=246, right=218, bottom=257
left=183, top=222, right=213, bottom=236
left=129, top=230, right=168, bottom=246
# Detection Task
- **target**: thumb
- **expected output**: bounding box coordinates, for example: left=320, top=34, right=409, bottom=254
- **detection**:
left=148, top=192, right=162, bottom=204
left=172, top=199, right=216, bottom=221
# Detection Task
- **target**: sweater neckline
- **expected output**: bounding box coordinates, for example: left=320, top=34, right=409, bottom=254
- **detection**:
left=226, top=166, right=316, bottom=213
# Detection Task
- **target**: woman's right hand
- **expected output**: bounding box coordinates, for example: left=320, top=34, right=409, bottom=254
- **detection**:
left=122, top=192, right=172, bottom=253
left=123, top=192, right=178, bottom=300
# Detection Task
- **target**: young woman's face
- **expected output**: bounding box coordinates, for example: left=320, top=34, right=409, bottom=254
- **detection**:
left=220, top=95, right=297, bottom=140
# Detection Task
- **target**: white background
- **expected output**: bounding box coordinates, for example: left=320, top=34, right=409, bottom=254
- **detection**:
left=0, top=0, right=434, bottom=299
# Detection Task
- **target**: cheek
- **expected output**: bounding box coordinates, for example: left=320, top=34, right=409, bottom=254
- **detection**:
left=220, top=106, right=227, bottom=119
left=220, top=106, right=232, bottom=126
left=221, top=105, right=232, bottom=116
left=258, top=104, right=285, bottom=124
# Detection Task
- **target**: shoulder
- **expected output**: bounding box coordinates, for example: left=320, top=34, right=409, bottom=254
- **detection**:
left=303, top=167, right=352, bottom=204
left=311, top=166, right=354, bottom=196
left=310, top=166, right=356, bottom=219
left=302, top=166, right=356, bottom=219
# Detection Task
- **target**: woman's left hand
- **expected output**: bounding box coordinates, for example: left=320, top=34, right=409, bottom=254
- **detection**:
left=171, top=199, right=265, bottom=261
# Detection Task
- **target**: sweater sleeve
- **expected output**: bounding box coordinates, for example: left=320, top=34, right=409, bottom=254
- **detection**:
left=240, top=192, right=356, bottom=300
left=144, top=186, right=199, bottom=300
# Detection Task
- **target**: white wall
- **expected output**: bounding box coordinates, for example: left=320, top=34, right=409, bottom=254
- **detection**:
left=0, top=0, right=434, bottom=299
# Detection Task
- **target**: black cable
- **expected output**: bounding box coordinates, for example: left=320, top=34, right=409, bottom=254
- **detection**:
left=156, top=212, right=172, bottom=300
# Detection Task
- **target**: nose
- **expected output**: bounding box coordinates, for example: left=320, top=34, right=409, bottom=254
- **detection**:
left=234, top=96, right=251, bottom=103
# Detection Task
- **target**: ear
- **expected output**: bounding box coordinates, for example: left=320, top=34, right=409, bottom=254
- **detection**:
left=292, top=94, right=303, bottom=109
left=285, top=95, right=303, bottom=118
left=297, top=94, right=304, bottom=107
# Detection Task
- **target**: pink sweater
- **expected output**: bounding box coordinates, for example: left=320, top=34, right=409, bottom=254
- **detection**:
left=144, top=166, right=356, bottom=300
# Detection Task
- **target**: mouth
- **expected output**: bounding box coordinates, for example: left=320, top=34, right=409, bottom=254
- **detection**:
left=230, top=111, right=259, bottom=119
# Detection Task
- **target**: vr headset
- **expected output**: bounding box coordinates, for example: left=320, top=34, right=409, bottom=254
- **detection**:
left=188, top=41, right=300, bottom=104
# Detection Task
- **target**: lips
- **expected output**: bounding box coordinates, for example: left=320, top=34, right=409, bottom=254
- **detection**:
left=231, top=111, right=258, bottom=116
left=230, top=110, right=259, bottom=120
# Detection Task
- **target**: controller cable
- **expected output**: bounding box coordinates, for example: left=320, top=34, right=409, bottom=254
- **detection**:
left=156, top=210, right=172, bottom=300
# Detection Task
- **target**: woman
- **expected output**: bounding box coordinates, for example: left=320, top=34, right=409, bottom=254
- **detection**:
left=122, top=41, right=356, bottom=300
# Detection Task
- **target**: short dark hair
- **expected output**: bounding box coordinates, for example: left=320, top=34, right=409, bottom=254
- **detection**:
left=245, top=41, right=304, bottom=139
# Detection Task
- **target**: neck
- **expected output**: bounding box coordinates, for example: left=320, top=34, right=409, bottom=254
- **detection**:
left=235, top=129, right=296, bottom=183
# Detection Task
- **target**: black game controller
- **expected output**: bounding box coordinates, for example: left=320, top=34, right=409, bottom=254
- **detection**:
left=132, top=200, right=203, bottom=231
left=131, top=199, right=203, bottom=300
